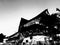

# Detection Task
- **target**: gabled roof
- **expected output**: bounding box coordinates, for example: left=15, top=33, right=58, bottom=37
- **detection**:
left=18, top=9, right=49, bottom=28
left=20, top=18, right=29, bottom=26
left=29, top=9, right=50, bottom=21
left=23, top=9, right=50, bottom=27
left=18, top=18, right=29, bottom=32
left=18, top=9, right=51, bottom=33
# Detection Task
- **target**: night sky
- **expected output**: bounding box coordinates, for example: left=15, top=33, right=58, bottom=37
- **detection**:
left=0, top=0, right=60, bottom=36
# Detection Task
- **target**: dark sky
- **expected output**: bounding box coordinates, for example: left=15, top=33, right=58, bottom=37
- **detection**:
left=0, top=0, right=60, bottom=36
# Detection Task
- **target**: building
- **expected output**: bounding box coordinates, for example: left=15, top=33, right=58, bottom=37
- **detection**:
left=6, top=9, right=60, bottom=45
left=19, top=9, right=58, bottom=36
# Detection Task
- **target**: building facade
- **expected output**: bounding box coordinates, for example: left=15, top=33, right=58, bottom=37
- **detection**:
left=5, top=9, right=60, bottom=45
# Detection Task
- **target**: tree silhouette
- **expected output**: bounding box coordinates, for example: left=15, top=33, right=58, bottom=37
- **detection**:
left=0, top=33, right=6, bottom=42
